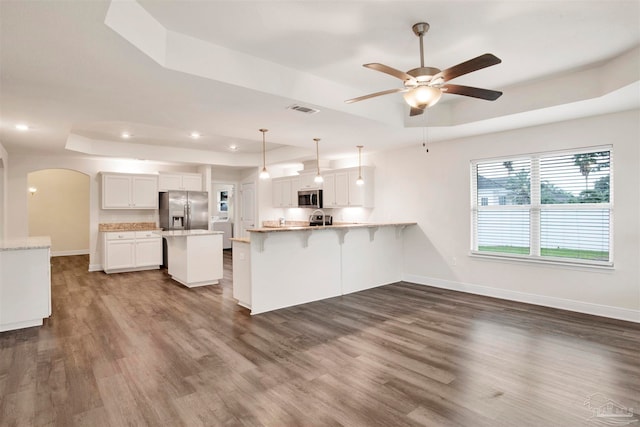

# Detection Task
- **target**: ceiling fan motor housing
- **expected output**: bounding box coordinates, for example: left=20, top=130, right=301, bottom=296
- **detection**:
left=406, top=67, right=442, bottom=86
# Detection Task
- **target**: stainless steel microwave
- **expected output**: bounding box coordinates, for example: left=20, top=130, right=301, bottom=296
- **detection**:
left=298, top=189, right=323, bottom=208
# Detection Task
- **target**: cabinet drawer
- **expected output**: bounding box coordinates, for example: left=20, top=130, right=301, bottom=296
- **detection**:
left=135, top=231, right=161, bottom=239
left=105, top=231, right=136, bottom=240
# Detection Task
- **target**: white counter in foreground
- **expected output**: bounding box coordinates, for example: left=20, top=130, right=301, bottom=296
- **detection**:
left=162, top=230, right=223, bottom=288
left=236, top=222, right=416, bottom=314
left=1, top=236, right=51, bottom=332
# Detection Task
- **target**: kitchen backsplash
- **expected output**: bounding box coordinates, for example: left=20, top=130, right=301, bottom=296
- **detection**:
left=98, top=211, right=158, bottom=224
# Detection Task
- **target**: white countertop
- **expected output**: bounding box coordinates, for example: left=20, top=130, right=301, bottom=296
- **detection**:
left=161, top=230, right=224, bottom=237
left=0, top=236, right=52, bottom=251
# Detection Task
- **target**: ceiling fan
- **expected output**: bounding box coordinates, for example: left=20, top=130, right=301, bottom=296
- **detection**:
left=345, top=22, right=503, bottom=117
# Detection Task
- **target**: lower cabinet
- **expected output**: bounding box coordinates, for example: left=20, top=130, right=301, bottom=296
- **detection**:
left=103, top=231, right=162, bottom=273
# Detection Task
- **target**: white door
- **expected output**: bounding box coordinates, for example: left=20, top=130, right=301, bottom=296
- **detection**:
left=240, top=182, right=256, bottom=238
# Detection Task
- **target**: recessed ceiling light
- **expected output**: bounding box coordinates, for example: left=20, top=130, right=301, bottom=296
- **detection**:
left=190, top=131, right=201, bottom=139
left=15, top=123, right=29, bottom=131
left=229, top=145, right=238, bottom=152
left=121, top=132, right=131, bottom=139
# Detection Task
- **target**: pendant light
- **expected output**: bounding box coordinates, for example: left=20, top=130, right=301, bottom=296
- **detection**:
left=259, top=128, right=269, bottom=180
left=356, top=145, right=364, bottom=186
left=313, top=138, right=323, bottom=184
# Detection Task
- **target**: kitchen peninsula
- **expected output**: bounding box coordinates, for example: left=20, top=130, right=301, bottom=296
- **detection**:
left=232, top=222, right=416, bottom=314
left=162, top=230, right=223, bottom=288
left=0, top=236, right=51, bottom=332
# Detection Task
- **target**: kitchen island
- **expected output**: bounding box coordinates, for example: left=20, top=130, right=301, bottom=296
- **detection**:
left=233, top=222, right=416, bottom=314
left=0, top=236, right=51, bottom=332
left=162, top=230, right=223, bottom=288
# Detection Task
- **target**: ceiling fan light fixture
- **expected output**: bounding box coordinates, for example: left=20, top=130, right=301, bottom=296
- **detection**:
left=403, top=86, right=442, bottom=108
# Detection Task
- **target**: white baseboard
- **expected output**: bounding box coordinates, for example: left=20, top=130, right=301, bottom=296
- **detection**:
left=403, top=274, right=640, bottom=324
left=51, top=249, right=89, bottom=257
left=88, top=264, right=103, bottom=272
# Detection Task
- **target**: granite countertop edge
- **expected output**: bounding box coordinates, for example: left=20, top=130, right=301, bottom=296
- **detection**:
left=247, top=222, right=417, bottom=233
left=161, top=230, right=224, bottom=237
left=0, top=236, right=52, bottom=251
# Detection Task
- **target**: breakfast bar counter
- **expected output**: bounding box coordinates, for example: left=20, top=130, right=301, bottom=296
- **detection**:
left=234, top=222, right=416, bottom=314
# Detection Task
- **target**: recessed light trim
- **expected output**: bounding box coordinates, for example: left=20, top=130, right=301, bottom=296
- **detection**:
left=190, top=131, right=201, bottom=139
left=15, top=123, right=29, bottom=131
left=228, top=145, right=238, bottom=152
left=121, top=132, right=131, bottom=139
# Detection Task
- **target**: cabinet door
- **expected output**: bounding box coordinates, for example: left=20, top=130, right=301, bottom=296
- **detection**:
left=299, top=172, right=318, bottom=189
left=334, top=171, right=349, bottom=207
left=158, top=173, right=182, bottom=191
left=348, top=170, right=364, bottom=206
left=131, top=176, right=158, bottom=208
left=135, top=238, right=162, bottom=267
left=281, top=179, right=292, bottom=208
left=272, top=179, right=284, bottom=207
left=103, top=175, right=132, bottom=208
left=289, top=177, right=300, bottom=207
left=181, top=174, right=203, bottom=191
left=323, top=173, right=337, bottom=207
left=105, top=240, right=136, bottom=270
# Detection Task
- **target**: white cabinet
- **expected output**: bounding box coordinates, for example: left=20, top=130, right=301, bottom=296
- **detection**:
left=299, top=172, right=320, bottom=190
left=321, top=167, right=374, bottom=208
left=102, top=173, right=158, bottom=209
left=272, top=176, right=299, bottom=208
left=102, top=231, right=162, bottom=273
left=323, top=173, right=336, bottom=207
left=0, top=246, right=51, bottom=332
left=158, top=172, right=202, bottom=191
left=134, top=231, right=162, bottom=267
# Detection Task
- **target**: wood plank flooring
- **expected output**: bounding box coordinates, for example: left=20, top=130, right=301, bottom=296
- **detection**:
left=1, top=252, right=639, bottom=426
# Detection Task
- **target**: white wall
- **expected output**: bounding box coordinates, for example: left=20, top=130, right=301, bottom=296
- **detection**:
left=6, top=153, right=201, bottom=269
left=28, top=169, right=90, bottom=255
left=0, top=142, right=7, bottom=239
left=369, top=110, right=640, bottom=321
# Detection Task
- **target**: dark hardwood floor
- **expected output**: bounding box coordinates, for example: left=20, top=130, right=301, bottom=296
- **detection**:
left=1, top=251, right=639, bottom=426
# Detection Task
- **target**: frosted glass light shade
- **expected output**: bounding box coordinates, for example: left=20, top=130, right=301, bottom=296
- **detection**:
left=314, top=174, right=324, bottom=184
left=403, top=86, right=442, bottom=108
left=259, top=167, right=270, bottom=180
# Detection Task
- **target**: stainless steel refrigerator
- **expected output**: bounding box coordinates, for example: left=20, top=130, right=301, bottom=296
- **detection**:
left=159, top=191, right=209, bottom=267
left=159, top=191, right=209, bottom=231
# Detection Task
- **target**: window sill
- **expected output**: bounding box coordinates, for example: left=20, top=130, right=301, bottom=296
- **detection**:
left=469, top=251, right=614, bottom=271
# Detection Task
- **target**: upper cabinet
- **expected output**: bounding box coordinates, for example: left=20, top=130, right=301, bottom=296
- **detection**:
left=323, top=167, right=374, bottom=208
left=273, top=167, right=374, bottom=208
left=158, top=172, right=203, bottom=191
left=298, top=172, right=320, bottom=190
left=272, top=176, right=298, bottom=208
left=102, top=173, right=158, bottom=209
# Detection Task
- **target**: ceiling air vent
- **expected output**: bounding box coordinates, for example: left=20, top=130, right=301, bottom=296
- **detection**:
left=287, top=104, right=320, bottom=115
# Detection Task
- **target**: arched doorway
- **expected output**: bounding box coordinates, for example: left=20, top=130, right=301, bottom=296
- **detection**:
left=28, top=169, right=90, bottom=256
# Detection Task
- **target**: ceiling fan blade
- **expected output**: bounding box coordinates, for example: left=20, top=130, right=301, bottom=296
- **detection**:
left=409, top=107, right=425, bottom=117
left=442, top=84, right=503, bottom=101
left=434, top=53, right=501, bottom=82
left=364, top=63, right=414, bottom=82
left=345, top=88, right=406, bottom=104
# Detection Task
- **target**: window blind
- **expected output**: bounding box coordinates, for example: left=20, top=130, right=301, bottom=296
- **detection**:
left=471, top=148, right=612, bottom=266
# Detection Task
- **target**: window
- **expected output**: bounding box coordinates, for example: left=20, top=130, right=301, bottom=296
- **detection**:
left=471, top=148, right=612, bottom=266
